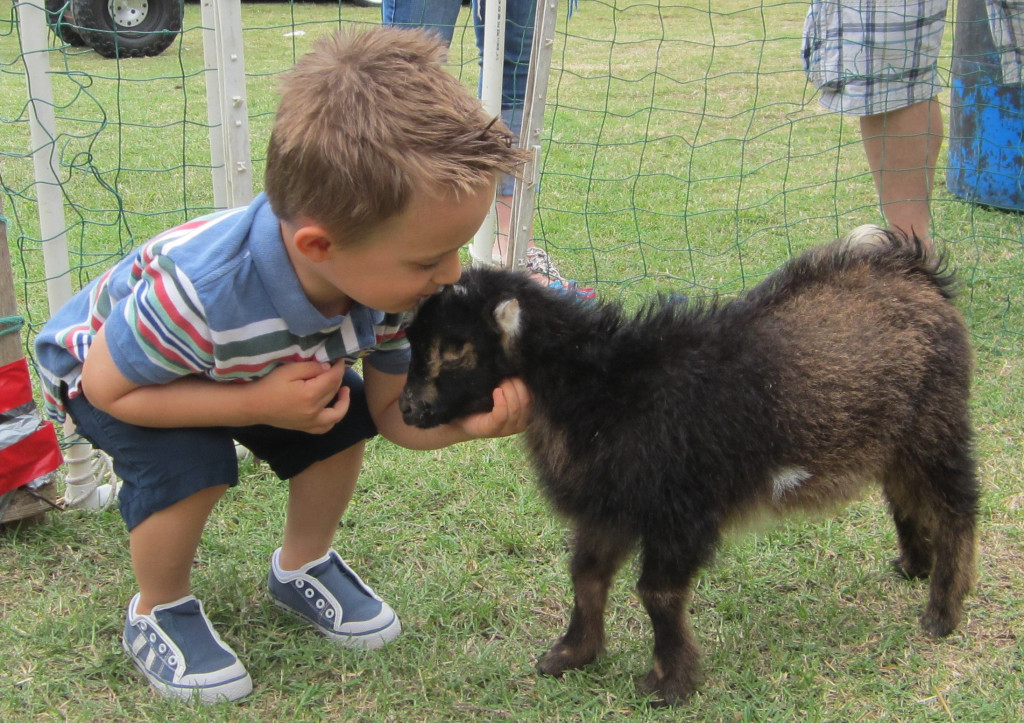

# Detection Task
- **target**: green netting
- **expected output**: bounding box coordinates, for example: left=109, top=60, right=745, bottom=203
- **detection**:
left=2, top=0, right=1021, bottom=365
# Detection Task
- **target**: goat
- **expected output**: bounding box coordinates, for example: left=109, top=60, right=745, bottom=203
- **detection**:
left=398, top=226, right=979, bottom=705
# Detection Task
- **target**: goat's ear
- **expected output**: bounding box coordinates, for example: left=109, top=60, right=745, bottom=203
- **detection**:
left=494, top=297, right=522, bottom=340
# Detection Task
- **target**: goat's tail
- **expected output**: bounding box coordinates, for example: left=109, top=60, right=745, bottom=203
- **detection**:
left=840, top=224, right=895, bottom=251
left=839, top=224, right=958, bottom=300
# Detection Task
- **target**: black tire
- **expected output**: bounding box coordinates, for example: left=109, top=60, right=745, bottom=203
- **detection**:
left=70, top=0, right=183, bottom=59
left=45, top=0, right=86, bottom=47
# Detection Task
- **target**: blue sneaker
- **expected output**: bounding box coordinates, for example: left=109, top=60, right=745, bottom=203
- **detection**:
left=122, top=594, right=253, bottom=704
left=268, top=548, right=401, bottom=650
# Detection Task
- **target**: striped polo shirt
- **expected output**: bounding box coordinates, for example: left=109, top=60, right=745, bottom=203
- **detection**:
left=35, top=193, right=411, bottom=422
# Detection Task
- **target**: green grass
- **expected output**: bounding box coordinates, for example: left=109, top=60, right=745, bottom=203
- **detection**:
left=3, top=420, right=1023, bottom=721
left=2, top=1, right=1023, bottom=720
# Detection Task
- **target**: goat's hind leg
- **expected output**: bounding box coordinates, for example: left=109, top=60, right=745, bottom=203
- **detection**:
left=537, top=525, right=633, bottom=677
left=921, top=448, right=978, bottom=637
left=884, top=476, right=934, bottom=581
left=922, top=503, right=976, bottom=637
left=884, top=449, right=979, bottom=637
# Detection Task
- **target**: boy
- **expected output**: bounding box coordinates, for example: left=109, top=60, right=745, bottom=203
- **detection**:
left=34, top=27, right=532, bottom=704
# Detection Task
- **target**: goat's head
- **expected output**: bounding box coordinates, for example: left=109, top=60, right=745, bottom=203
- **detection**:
left=399, top=268, right=527, bottom=428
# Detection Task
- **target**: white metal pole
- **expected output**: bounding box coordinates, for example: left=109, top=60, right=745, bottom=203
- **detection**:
left=16, top=0, right=109, bottom=508
left=505, top=0, right=558, bottom=269
left=471, top=0, right=507, bottom=266
left=202, top=0, right=252, bottom=209
left=17, top=1, right=72, bottom=311
left=201, top=1, right=227, bottom=208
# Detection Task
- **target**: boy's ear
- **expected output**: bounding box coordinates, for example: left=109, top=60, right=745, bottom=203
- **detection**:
left=291, top=224, right=334, bottom=262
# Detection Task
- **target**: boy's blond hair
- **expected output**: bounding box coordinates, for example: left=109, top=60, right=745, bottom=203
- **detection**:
left=265, top=27, right=532, bottom=241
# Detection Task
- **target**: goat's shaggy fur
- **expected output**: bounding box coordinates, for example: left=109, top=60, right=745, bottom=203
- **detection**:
left=399, top=227, right=979, bottom=705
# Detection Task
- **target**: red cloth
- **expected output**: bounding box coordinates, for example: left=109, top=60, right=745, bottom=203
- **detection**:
left=1, top=359, right=63, bottom=495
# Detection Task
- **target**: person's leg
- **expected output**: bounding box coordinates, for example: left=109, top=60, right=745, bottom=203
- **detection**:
left=381, top=0, right=462, bottom=46
left=492, top=106, right=525, bottom=263
left=472, top=1, right=592, bottom=298
left=471, top=0, right=535, bottom=110
left=234, top=368, right=375, bottom=571
left=64, top=391, right=239, bottom=612
left=131, top=485, right=228, bottom=614
left=63, top=391, right=250, bottom=702
left=474, top=0, right=534, bottom=255
left=277, top=440, right=365, bottom=571
left=126, top=498, right=253, bottom=705
left=860, top=96, right=943, bottom=243
left=269, top=439, right=401, bottom=649
left=803, top=0, right=948, bottom=243
left=246, top=368, right=400, bottom=648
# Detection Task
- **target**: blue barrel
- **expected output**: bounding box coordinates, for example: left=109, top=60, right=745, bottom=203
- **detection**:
left=946, top=0, right=1024, bottom=211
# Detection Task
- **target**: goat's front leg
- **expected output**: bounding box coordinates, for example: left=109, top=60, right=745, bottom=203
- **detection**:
left=537, top=525, right=633, bottom=676
left=636, top=544, right=709, bottom=705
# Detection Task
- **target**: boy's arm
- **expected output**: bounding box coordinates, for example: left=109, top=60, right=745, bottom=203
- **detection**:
left=363, top=364, right=530, bottom=450
left=81, top=324, right=351, bottom=433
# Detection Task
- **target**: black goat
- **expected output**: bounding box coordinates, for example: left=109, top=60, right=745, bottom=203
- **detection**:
left=399, top=227, right=978, bottom=705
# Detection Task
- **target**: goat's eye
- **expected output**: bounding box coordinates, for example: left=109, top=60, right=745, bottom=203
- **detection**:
left=440, top=341, right=478, bottom=370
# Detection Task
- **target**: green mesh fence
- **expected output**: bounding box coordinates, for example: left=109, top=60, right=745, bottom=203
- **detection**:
left=2, top=0, right=1022, bottom=365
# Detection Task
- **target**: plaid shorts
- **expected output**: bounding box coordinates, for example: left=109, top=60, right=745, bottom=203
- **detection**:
left=802, top=0, right=949, bottom=115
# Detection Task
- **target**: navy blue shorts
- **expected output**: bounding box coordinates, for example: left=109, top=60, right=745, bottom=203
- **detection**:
left=64, top=369, right=377, bottom=530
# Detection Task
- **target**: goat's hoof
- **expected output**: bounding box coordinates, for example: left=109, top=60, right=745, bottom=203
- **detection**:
left=536, top=643, right=595, bottom=677
left=536, top=654, right=565, bottom=677
left=891, top=556, right=930, bottom=580
left=920, top=608, right=959, bottom=638
left=638, top=668, right=701, bottom=706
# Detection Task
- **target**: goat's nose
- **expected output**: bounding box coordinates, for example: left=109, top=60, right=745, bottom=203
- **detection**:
left=398, top=391, right=429, bottom=424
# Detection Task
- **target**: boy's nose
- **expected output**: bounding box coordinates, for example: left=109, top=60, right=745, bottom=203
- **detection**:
left=433, top=250, right=463, bottom=286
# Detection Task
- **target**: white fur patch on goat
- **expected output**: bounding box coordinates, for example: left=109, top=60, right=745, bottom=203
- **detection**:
left=494, top=298, right=522, bottom=341
left=842, top=224, right=888, bottom=251
left=771, top=466, right=812, bottom=501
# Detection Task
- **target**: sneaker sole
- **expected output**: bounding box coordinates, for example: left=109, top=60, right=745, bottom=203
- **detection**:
left=272, top=599, right=402, bottom=650
left=122, top=637, right=253, bottom=704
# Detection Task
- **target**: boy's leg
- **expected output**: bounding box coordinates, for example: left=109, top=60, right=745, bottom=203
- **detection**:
left=64, top=391, right=239, bottom=605
left=63, top=391, right=250, bottom=703
left=803, top=0, right=947, bottom=244
left=130, top=484, right=228, bottom=614
left=240, top=369, right=401, bottom=649
left=268, top=442, right=402, bottom=650
left=235, top=368, right=375, bottom=570
left=278, top=441, right=365, bottom=571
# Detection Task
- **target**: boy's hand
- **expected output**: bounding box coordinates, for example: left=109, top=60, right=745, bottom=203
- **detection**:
left=453, top=377, right=531, bottom=439
left=81, top=324, right=352, bottom=431
left=363, top=367, right=529, bottom=449
left=251, top=361, right=350, bottom=434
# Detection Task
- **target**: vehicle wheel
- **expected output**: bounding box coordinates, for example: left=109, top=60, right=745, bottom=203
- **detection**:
left=45, top=0, right=86, bottom=47
left=70, top=0, right=182, bottom=59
